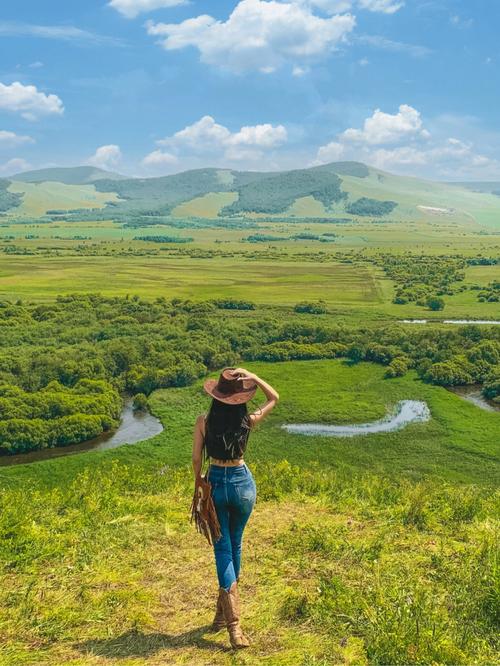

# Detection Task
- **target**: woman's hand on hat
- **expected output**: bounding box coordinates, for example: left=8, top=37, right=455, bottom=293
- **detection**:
left=231, top=367, right=255, bottom=381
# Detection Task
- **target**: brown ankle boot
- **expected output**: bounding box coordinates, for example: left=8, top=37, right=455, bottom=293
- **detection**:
left=219, top=581, right=250, bottom=649
left=210, top=589, right=225, bottom=631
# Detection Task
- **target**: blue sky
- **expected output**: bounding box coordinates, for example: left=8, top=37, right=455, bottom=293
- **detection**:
left=0, top=0, right=499, bottom=180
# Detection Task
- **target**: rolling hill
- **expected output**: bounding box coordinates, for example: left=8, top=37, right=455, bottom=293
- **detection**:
left=11, top=166, right=127, bottom=185
left=3, top=162, right=500, bottom=229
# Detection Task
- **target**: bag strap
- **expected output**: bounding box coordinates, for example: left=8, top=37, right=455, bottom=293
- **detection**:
left=200, top=413, right=211, bottom=478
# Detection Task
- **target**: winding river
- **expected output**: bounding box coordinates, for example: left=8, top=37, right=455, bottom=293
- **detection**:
left=0, top=399, right=164, bottom=467
left=282, top=400, right=431, bottom=437
left=448, top=386, right=499, bottom=413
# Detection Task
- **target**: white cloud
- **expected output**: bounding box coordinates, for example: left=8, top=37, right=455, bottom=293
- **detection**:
left=158, top=115, right=288, bottom=161
left=0, top=21, right=124, bottom=46
left=314, top=104, right=500, bottom=178
left=229, top=122, right=288, bottom=148
left=297, top=0, right=353, bottom=13
left=341, top=104, right=429, bottom=145
left=292, top=65, right=310, bottom=76
left=147, top=0, right=356, bottom=73
left=163, top=115, right=231, bottom=150
left=141, top=149, right=178, bottom=168
left=368, top=139, right=497, bottom=174
left=0, top=130, right=35, bottom=146
left=108, top=0, right=186, bottom=19
left=358, top=0, right=404, bottom=14
left=316, top=140, right=345, bottom=162
left=0, top=157, right=31, bottom=175
left=0, top=81, right=64, bottom=121
left=87, top=144, right=122, bottom=170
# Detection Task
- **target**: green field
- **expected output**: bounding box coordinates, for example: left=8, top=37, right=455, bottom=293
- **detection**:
left=0, top=255, right=388, bottom=307
left=1, top=361, right=498, bottom=665
left=0, top=252, right=497, bottom=320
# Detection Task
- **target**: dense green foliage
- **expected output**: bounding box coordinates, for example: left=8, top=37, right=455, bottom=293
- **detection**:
left=133, top=235, right=193, bottom=243
left=0, top=294, right=498, bottom=453
left=294, top=301, right=328, bottom=314
left=346, top=197, right=397, bottom=216
left=0, top=180, right=23, bottom=213
left=0, top=379, right=120, bottom=453
left=222, top=169, right=347, bottom=215
left=374, top=254, right=468, bottom=306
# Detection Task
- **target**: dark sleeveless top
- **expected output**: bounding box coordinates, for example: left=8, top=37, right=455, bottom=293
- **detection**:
left=203, top=415, right=251, bottom=461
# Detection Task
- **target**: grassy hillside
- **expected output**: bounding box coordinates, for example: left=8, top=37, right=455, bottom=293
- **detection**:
left=12, top=166, right=126, bottom=185
left=5, top=181, right=121, bottom=217
left=2, top=162, right=500, bottom=230
left=1, top=361, right=498, bottom=665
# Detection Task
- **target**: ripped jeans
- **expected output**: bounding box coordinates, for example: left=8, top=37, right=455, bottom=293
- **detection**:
left=208, top=463, right=257, bottom=591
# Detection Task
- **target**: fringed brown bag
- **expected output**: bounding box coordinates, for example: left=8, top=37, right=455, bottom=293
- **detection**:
left=190, top=473, right=221, bottom=546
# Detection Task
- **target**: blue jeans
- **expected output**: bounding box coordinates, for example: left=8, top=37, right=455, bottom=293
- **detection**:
left=208, top=463, right=257, bottom=591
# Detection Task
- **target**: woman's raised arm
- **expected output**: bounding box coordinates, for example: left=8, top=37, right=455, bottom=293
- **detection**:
left=230, top=368, right=279, bottom=426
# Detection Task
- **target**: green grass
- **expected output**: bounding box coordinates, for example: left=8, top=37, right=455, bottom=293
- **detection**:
left=1, top=360, right=498, bottom=665
left=0, top=255, right=387, bottom=307
left=7, top=181, right=120, bottom=217
left=171, top=192, right=238, bottom=218
left=1, top=249, right=498, bottom=320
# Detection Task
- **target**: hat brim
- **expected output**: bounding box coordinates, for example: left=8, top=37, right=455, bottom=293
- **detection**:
left=203, top=378, right=257, bottom=405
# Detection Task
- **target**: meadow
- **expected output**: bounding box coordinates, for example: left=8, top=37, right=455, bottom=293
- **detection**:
left=1, top=361, right=499, bottom=665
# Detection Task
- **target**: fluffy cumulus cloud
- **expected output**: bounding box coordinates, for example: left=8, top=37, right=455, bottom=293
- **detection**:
left=141, top=115, right=288, bottom=170
left=0, top=157, right=31, bottom=175
left=108, top=0, right=186, bottom=19
left=315, top=105, right=498, bottom=178
left=0, top=81, right=64, bottom=121
left=341, top=104, right=430, bottom=145
left=87, top=144, right=122, bottom=170
left=0, top=130, right=34, bottom=146
left=141, top=149, right=178, bottom=168
left=158, top=115, right=287, bottom=158
left=146, top=0, right=356, bottom=73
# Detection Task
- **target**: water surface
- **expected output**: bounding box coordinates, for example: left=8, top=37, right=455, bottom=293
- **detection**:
left=282, top=400, right=430, bottom=437
left=0, top=399, right=163, bottom=466
left=448, top=386, right=499, bottom=413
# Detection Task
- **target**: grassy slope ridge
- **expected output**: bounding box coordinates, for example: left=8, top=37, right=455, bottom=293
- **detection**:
left=4, top=161, right=500, bottom=228
left=1, top=361, right=498, bottom=665
left=11, top=166, right=127, bottom=184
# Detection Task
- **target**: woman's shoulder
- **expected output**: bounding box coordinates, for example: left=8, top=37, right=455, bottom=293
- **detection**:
left=195, top=413, right=207, bottom=430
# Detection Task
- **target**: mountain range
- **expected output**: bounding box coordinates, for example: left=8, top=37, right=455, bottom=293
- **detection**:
left=2, top=162, right=500, bottom=228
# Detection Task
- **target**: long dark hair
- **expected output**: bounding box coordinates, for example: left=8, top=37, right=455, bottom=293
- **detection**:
left=204, top=398, right=251, bottom=460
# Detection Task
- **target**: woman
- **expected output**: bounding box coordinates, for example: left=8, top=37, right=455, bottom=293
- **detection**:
left=192, top=366, right=279, bottom=649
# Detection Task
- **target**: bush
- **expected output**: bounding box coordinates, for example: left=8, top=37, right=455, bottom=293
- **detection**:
left=427, top=295, right=445, bottom=311
left=385, top=357, right=409, bottom=378
left=294, top=301, right=328, bottom=314
left=132, top=393, right=148, bottom=411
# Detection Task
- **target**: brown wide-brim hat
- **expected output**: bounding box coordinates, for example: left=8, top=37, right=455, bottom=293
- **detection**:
left=203, top=367, right=257, bottom=405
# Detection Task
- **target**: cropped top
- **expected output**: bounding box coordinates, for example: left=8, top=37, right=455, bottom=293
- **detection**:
left=203, top=415, right=251, bottom=461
